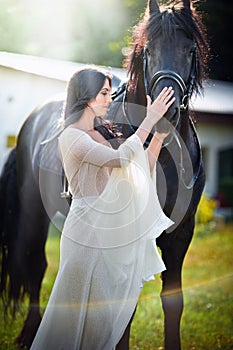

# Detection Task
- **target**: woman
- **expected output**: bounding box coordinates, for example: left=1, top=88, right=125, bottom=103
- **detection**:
left=30, top=67, right=175, bottom=350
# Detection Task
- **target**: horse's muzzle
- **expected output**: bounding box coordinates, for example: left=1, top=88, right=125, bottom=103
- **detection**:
left=155, top=106, right=179, bottom=133
left=151, top=78, right=182, bottom=133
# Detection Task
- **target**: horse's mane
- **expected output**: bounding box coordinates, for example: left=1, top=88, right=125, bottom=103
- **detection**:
left=124, top=1, right=209, bottom=95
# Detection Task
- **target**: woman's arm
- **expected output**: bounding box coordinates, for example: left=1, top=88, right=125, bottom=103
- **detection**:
left=146, top=132, right=169, bottom=172
left=135, top=87, right=174, bottom=145
left=143, top=91, right=173, bottom=172
left=60, top=87, right=175, bottom=169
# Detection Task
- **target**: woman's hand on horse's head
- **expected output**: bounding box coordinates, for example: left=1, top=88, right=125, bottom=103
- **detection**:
left=146, top=87, right=175, bottom=125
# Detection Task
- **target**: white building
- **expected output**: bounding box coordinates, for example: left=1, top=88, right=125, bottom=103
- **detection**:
left=191, top=80, right=233, bottom=202
left=0, top=52, right=125, bottom=167
left=0, top=52, right=233, bottom=203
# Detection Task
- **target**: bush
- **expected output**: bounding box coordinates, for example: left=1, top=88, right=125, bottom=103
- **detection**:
left=195, top=193, right=217, bottom=234
left=196, top=193, right=217, bottom=224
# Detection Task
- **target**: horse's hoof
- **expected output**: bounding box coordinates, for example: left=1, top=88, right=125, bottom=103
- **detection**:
left=14, top=310, right=41, bottom=349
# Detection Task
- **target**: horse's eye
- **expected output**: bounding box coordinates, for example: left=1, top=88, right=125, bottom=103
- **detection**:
left=183, top=45, right=195, bottom=57
left=145, top=46, right=150, bottom=55
left=190, top=43, right=197, bottom=55
left=145, top=42, right=151, bottom=55
left=190, top=45, right=196, bottom=54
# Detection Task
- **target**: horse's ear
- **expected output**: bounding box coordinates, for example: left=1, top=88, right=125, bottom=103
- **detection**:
left=148, top=0, right=160, bottom=15
left=182, top=0, right=192, bottom=13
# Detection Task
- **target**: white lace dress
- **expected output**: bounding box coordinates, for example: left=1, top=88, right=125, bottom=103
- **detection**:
left=30, top=127, right=174, bottom=350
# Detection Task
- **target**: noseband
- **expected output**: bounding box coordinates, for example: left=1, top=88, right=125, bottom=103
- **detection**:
left=143, top=43, right=198, bottom=110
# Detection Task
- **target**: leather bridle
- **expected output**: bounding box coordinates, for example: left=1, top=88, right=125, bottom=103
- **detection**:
left=121, top=40, right=202, bottom=190
left=143, top=42, right=198, bottom=110
left=141, top=41, right=202, bottom=190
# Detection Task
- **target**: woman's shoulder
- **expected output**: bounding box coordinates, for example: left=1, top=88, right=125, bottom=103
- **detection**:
left=58, top=127, right=90, bottom=149
left=61, top=126, right=84, bottom=135
left=59, top=127, right=86, bottom=140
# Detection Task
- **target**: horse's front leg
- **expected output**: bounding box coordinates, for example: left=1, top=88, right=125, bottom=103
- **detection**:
left=158, top=217, right=195, bottom=350
left=160, top=267, right=183, bottom=350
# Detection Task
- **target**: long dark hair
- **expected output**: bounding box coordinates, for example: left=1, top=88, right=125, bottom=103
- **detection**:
left=41, top=67, right=121, bottom=145
left=63, top=67, right=112, bottom=127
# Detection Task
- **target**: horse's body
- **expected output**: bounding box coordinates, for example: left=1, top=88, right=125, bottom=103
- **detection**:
left=0, top=1, right=208, bottom=349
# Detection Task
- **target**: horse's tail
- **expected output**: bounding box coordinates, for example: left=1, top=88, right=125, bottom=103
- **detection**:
left=0, top=148, right=20, bottom=316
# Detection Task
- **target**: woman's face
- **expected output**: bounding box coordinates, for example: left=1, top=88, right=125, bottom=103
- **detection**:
left=88, top=78, right=112, bottom=117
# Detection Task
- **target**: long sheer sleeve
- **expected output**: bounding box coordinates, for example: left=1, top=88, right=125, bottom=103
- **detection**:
left=60, top=128, right=142, bottom=168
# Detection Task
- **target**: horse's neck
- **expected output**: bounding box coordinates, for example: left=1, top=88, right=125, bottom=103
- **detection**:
left=130, top=72, right=147, bottom=105
left=126, top=72, right=147, bottom=108
left=124, top=72, right=147, bottom=131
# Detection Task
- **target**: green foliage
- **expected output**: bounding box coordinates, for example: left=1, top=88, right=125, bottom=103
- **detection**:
left=0, top=0, right=147, bottom=67
left=0, top=0, right=27, bottom=53
left=67, top=0, right=146, bottom=67
left=195, top=193, right=217, bottom=234
left=196, top=193, right=217, bottom=225
left=0, top=0, right=232, bottom=78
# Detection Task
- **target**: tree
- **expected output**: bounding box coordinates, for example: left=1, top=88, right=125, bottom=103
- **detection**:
left=196, top=0, right=233, bottom=82
left=0, top=0, right=231, bottom=81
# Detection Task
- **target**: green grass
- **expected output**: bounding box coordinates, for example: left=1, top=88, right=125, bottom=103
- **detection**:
left=0, top=224, right=232, bottom=349
left=130, top=225, right=233, bottom=350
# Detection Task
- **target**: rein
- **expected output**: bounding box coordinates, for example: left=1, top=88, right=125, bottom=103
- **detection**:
left=172, top=124, right=203, bottom=190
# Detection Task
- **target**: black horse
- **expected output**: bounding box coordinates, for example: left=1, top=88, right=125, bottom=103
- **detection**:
left=0, top=1, right=209, bottom=349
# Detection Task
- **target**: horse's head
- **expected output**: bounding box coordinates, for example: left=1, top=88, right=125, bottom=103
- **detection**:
left=125, top=0, right=208, bottom=133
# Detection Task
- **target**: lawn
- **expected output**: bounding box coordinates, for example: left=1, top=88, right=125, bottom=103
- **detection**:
left=0, top=224, right=232, bottom=349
